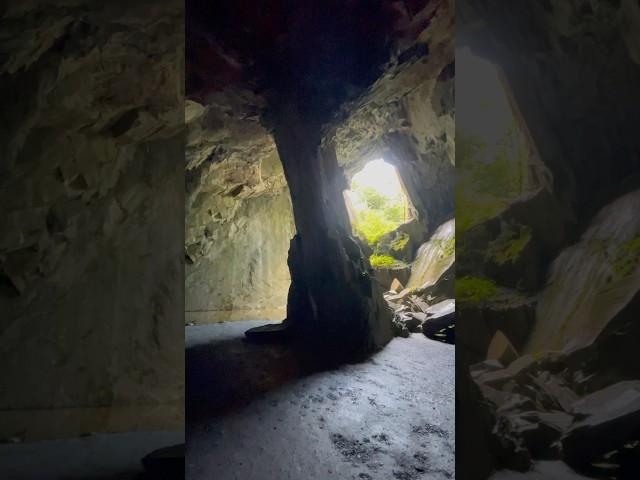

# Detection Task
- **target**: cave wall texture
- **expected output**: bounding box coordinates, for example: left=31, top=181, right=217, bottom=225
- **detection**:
left=0, top=1, right=184, bottom=440
left=456, top=0, right=640, bottom=362
left=185, top=95, right=296, bottom=323
left=460, top=0, right=640, bottom=229
left=456, top=1, right=640, bottom=478
left=185, top=0, right=455, bottom=355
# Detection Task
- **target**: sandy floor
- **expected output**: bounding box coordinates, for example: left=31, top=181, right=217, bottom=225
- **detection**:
left=0, top=430, right=184, bottom=480
left=186, top=321, right=455, bottom=480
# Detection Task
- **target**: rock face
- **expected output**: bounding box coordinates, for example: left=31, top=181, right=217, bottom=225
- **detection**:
left=183, top=102, right=299, bottom=326
left=460, top=0, right=640, bottom=226
left=186, top=0, right=455, bottom=354
left=383, top=218, right=456, bottom=344
left=185, top=192, right=294, bottom=322
left=457, top=2, right=640, bottom=476
left=185, top=94, right=296, bottom=322
left=525, top=190, right=640, bottom=354
left=0, top=2, right=184, bottom=439
left=406, top=218, right=455, bottom=290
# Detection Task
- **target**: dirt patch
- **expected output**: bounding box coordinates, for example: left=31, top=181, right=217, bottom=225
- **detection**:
left=330, top=433, right=385, bottom=466
left=411, top=423, right=449, bottom=438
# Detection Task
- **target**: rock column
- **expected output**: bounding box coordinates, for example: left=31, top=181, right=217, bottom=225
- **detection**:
left=272, top=106, right=393, bottom=355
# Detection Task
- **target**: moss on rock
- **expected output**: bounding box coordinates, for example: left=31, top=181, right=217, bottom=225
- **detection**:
left=487, top=223, right=532, bottom=265
left=455, top=276, right=499, bottom=303
left=370, top=254, right=399, bottom=268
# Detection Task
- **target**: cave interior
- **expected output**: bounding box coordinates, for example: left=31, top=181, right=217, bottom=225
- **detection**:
left=184, top=0, right=456, bottom=478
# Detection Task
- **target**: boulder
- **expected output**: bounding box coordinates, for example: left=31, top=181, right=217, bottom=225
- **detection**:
left=457, top=293, right=535, bottom=366
left=390, top=278, right=404, bottom=293
left=141, top=443, right=184, bottom=479
left=504, top=410, right=573, bottom=459
left=391, top=316, right=411, bottom=338
left=487, top=330, right=519, bottom=367
left=562, top=381, right=640, bottom=477
left=403, top=312, right=424, bottom=332
left=245, top=321, right=292, bottom=342
left=489, top=461, right=593, bottom=479
left=373, top=264, right=411, bottom=291
left=422, top=299, right=455, bottom=343
left=420, top=263, right=455, bottom=303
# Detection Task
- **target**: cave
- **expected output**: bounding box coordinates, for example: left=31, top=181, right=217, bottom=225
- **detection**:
left=457, top=1, right=640, bottom=479
left=2, top=1, right=639, bottom=479
left=185, top=0, right=455, bottom=478
left=343, top=158, right=414, bottom=277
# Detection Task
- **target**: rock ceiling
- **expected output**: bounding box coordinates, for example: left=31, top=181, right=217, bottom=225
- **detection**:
left=185, top=0, right=454, bottom=206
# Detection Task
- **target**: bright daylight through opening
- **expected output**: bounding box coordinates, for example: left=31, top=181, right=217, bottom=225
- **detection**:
left=344, top=159, right=412, bottom=267
left=457, top=47, right=539, bottom=234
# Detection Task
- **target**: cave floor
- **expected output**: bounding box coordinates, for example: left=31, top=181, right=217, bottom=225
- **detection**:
left=186, top=321, right=454, bottom=480
left=0, top=430, right=184, bottom=480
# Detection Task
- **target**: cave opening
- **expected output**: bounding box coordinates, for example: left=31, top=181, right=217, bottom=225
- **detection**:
left=344, top=158, right=413, bottom=268
left=457, top=46, right=546, bottom=234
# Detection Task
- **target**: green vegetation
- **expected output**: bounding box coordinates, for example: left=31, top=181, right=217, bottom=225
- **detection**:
left=487, top=223, right=532, bottom=265
left=433, top=237, right=455, bottom=258
left=390, top=232, right=410, bottom=252
left=455, top=276, right=498, bottom=302
left=370, top=254, right=398, bottom=268
left=457, top=123, right=532, bottom=234
left=613, top=234, right=640, bottom=278
left=350, top=180, right=407, bottom=246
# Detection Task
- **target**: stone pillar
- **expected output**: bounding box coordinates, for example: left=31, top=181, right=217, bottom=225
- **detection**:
left=270, top=106, right=393, bottom=355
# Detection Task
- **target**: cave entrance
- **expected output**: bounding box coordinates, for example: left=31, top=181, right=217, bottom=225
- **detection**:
left=344, top=159, right=413, bottom=268
left=457, top=47, right=547, bottom=233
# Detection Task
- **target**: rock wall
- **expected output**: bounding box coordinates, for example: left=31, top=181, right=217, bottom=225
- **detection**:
left=459, top=0, right=640, bottom=227
left=525, top=190, right=640, bottom=354
left=0, top=1, right=184, bottom=440
left=185, top=190, right=295, bottom=323
left=185, top=95, right=296, bottom=323
left=456, top=2, right=640, bottom=476
left=184, top=0, right=455, bottom=353
left=406, top=218, right=455, bottom=291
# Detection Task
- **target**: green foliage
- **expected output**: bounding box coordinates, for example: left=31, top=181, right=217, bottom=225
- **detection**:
left=353, top=210, right=398, bottom=245
left=457, top=123, right=531, bottom=234
left=370, top=254, right=398, bottom=268
left=390, top=232, right=410, bottom=252
left=356, top=185, right=388, bottom=210
left=350, top=180, right=407, bottom=246
left=433, top=238, right=455, bottom=258
left=455, top=276, right=498, bottom=302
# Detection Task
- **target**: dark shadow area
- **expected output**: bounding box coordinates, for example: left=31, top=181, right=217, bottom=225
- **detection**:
left=186, top=336, right=304, bottom=424
left=186, top=326, right=381, bottom=427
